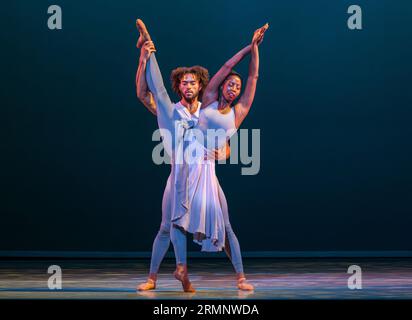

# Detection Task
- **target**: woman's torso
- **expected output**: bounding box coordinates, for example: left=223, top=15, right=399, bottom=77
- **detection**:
left=197, top=101, right=237, bottom=150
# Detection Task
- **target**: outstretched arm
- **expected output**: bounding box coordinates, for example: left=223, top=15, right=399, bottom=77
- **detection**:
left=201, top=45, right=252, bottom=109
left=136, top=41, right=157, bottom=115
left=233, top=43, right=259, bottom=128
left=234, top=24, right=268, bottom=128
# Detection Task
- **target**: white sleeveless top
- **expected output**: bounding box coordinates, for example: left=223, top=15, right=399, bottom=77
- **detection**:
left=197, top=101, right=237, bottom=150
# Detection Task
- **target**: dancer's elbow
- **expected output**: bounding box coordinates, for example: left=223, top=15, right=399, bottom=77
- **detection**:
left=136, top=86, right=151, bottom=102
left=248, top=74, right=259, bottom=81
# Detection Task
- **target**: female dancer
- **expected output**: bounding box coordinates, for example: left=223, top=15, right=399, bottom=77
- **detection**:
left=200, top=23, right=268, bottom=131
left=174, top=23, right=268, bottom=290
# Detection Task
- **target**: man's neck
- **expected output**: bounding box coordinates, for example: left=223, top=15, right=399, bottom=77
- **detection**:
left=180, top=98, right=199, bottom=114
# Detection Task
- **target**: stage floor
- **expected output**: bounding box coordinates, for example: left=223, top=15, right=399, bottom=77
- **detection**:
left=0, top=258, right=411, bottom=299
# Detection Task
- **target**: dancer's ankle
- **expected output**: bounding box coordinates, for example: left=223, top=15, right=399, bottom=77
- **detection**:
left=236, top=274, right=254, bottom=291
left=174, top=264, right=195, bottom=292
left=148, top=273, right=157, bottom=282
left=176, top=263, right=186, bottom=269
left=175, top=263, right=187, bottom=275
left=236, top=272, right=246, bottom=281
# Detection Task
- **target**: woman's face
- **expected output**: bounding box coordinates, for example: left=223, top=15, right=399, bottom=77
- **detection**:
left=221, top=75, right=242, bottom=103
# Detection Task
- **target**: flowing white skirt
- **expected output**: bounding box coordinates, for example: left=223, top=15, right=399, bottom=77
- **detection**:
left=170, top=153, right=226, bottom=252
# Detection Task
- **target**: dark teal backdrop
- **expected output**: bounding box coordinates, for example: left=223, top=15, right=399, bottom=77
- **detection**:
left=1, top=1, right=411, bottom=254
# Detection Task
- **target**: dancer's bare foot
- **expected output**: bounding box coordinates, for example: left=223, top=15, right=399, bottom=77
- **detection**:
left=237, top=277, right=254, bottom=291
left=136, top=19, right=152, bottom=48
left=137, top=278, right=156, bottom=291
left=173, top=264, right=196, bottom=293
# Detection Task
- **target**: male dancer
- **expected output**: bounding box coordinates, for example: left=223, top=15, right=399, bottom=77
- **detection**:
left=135, top=20, right=254, bottom=292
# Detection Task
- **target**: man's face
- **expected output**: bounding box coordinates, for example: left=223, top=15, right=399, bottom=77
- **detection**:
left=179, top=73, right=202, bottom=101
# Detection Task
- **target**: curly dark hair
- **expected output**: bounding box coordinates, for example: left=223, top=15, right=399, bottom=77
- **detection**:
left=170, top=66, right=209, bottom=100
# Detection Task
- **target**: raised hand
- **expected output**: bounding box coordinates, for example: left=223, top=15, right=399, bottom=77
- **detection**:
left=252, top=23, right=269, bottom=46
left=140, top=41, right=156, bottom=61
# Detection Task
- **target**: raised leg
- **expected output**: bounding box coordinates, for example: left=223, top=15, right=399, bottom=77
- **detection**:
left=146, top=54, right=175, bottom=122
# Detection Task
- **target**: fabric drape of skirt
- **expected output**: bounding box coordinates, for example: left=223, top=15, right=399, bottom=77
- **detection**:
left=170, top=141, right=226, bottom=252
